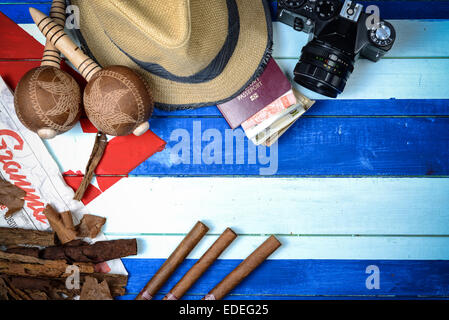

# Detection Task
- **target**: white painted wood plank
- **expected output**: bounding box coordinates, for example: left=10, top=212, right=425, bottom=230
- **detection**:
left=88, top=177, right=449, bottom=235
left=277, top=58, right=449, bottom=99
left=21, top=20, right=449, bottom=58
left=42, top=123, right=100, bottom=173
left=273, top=20, right=449, bottom=58
left=19, top=23, right=449, bottom=100
left=106, top=234, right=449, bottom=260
left=19, top=24, right=45, bottom=45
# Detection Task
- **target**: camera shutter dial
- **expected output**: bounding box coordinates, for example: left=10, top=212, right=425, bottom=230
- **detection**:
left=376, top=24, right=391, bottom=40
left=316, top=0, right=339, bottom=20
left=369, top=21, right=396, bottom=48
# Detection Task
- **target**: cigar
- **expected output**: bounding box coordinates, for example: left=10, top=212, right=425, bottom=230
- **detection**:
left=163, top=228, right=237, bottom=300
left=202, top=235, right=281, bottom=300
left=135, top=221, right=209, bottom=300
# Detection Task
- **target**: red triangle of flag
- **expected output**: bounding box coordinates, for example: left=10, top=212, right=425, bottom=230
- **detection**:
left=0, top=11, right=44, bottom=59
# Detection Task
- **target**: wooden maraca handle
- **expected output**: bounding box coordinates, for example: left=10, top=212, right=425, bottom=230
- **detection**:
left=41, top=0, right=66, bottom=68
left=30, top=7, right=102, bottom=81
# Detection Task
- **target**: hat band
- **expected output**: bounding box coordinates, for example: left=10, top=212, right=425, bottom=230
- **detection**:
left=109, top=0, right=240, bottom=84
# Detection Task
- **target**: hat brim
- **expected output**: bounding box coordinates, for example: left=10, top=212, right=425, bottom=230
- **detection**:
left=69, top=0, right=273, bottom=111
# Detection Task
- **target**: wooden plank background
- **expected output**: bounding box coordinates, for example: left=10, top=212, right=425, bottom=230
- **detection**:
left=1, top=0, right=448, bottom=299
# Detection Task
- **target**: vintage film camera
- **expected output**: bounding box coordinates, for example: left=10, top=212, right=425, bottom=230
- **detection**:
left=278, top=0, right=396, bottom=98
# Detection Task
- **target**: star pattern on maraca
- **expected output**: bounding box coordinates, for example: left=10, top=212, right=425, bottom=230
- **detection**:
left=38, top=69, right=80, bottom=127
left=84, top=77, right=136, bottom=136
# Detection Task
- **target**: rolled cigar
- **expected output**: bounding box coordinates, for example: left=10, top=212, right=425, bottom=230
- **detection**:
left=163, top=228, right=237, bottom=300
left=202, top=235, right=281, bottom=300
left=135, top=221, right=209, bottom=300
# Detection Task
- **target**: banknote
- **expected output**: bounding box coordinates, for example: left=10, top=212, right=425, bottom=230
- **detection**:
left=242, top=89, right=296, bottom=134
left=244, top=97, right=299, bottom=140
left=250, top=106, right=302, bottom=145
left=251, top=90, right=315, bottom=145
left=263, top=118, right=299, bottom=147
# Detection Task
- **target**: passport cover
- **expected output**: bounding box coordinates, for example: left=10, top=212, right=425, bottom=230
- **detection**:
left=217, top=58, right=292, bottom=129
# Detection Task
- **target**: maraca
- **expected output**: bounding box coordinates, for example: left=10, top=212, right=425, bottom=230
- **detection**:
left=14, top=0, right=82, bottom=139
left=29, top=8, right=154, bottom=137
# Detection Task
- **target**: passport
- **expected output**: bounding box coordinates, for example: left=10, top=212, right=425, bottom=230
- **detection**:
left=217, top=58, right=292, bottom=129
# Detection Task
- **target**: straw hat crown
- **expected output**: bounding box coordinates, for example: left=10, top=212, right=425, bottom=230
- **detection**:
left=70, top=0, right=273, bottom=110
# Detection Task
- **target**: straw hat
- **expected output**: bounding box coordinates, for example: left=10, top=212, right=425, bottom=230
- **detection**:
left=68, top=0, right=273, bottom=111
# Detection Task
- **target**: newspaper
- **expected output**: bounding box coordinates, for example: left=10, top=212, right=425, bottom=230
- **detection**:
left=0, top=76, right=126, bottom=275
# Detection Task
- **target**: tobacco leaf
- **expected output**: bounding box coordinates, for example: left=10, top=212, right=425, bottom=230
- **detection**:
left=76, top=214, right=106, bottom=238
left=5, top=247, right=40, bottom=258
left=81, top=273, right=127, bottom=297
left=0, top=179, right=26, bottom=218
left=44, top=205, right=77, bottom=244
left=1, top=273, right=126, bottom=298
left=41, top=239, right=137, bottom=263
left=24, top=290, right=51, bottom=300
left=74, top=132, right=108, bottom=201
left=64, top=239, right=88, bottom=247
left=0, top=278, right=8, bottom=300
left=0, top=227, right=56, bottom=247
left=0, top=250, right=94, bottom=278
left=60, top=211, right=76, bottom=231
left=4, top=275, right=75, bottom=300
left=80, top=276, right=113, bottom=300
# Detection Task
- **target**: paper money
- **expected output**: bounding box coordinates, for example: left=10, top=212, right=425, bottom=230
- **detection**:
left=242, top=90, right=296, bottom=134
left=243, top=91, right=298, bottom=140
left=251, top=90, right=315, bottom=145
left=263, top=118, right=299, bottom=147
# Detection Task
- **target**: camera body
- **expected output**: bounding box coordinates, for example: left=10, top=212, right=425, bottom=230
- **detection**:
left=278, top=0, right=396, bottom=98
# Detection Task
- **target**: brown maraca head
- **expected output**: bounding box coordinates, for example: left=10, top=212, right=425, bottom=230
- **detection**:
left=14, top=0, right=82, bottom=139
left=84, top=66, right=154, bottom=136
left=14, top=66, right=82, bottom=139
left=29, top=7, right=154, bottom=137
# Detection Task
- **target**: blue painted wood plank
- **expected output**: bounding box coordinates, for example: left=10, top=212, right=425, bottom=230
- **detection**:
left=349, top=1, right=449, bottom=20
left=271, top=1, right=449, bottom=20
left=2, top=1, right=449, bottom=23
left=130, top=117, right=449, bottom=176
left=152, top=99, right=449, bottom=117
left=121, top=259, right=449, bottom=298
left=116, top=294, right=449, bottom=300
left=0, top=4, right=50, bottom=23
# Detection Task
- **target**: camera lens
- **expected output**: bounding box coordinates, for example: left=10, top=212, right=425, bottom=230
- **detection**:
left=294, top=40, right=355, bottom=98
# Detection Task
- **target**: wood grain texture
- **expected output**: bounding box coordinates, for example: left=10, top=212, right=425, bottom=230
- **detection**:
left=19, top=20, right=449, bottom=59
left=2, top=1, right=449, bottom=23
left=2, top=0, right=449, bottom=300
left=117, top=294, right=449, bottom=300
left=88, top=177, right=449, bottom=236
left=43, top=116, right=449, bottom=176
left=0, top=11, right=43, bottom=60
left=119, top=259, right=449, bottom=298
left=270, top=1, right=449, bottom=20
left=40, top=0, right=66, bottom=68
left=131, top=117, right=449, bottom=176
left=150, top=99, right=449, bottom=117
left=273, top=20, right=449, bottom=58
left=278, top=59, right=449, bottom=100
left=110, top=234, right=449, bottom=260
